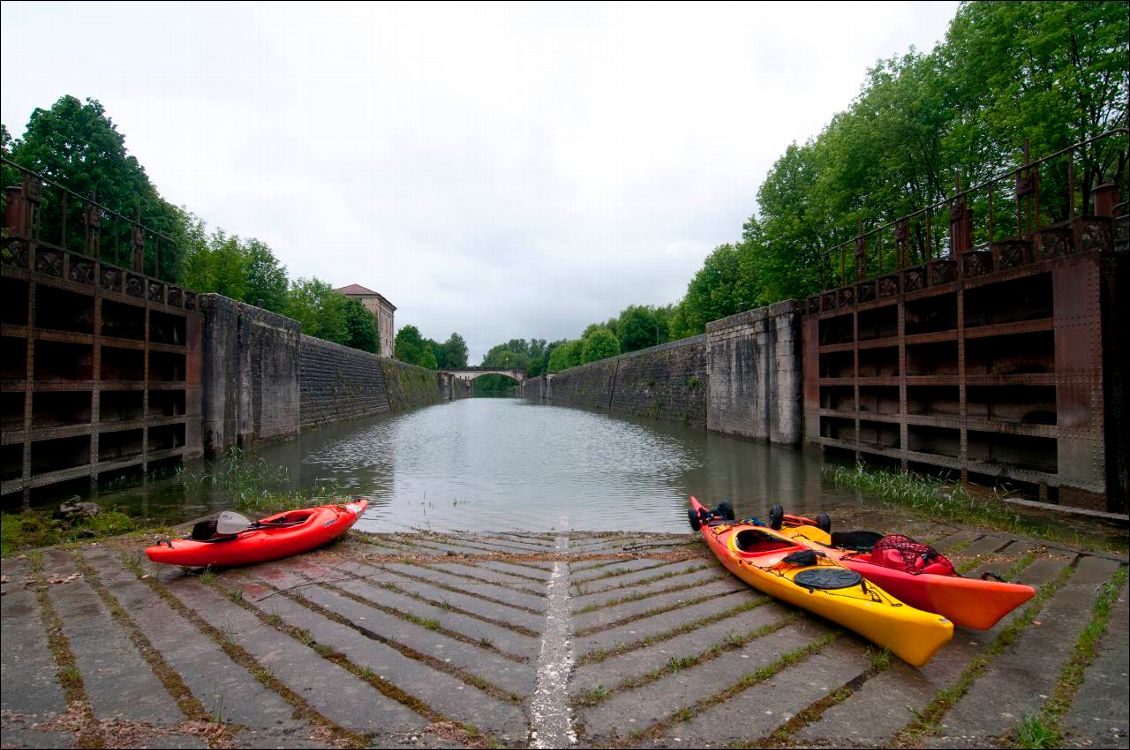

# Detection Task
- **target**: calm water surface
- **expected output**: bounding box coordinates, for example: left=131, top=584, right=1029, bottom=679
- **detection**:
left=245, top=398, right=864, bottom=533
left=102, top=398, right=868, bottom=532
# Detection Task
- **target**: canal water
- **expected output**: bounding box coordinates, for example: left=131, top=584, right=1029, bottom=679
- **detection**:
left=120, top=398, right=867, bottom=533
left=100, top=398, right=869, bottom=533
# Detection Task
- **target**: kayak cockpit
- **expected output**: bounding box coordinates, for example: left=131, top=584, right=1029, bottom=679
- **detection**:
left=731, top=528, right=806, bottom=560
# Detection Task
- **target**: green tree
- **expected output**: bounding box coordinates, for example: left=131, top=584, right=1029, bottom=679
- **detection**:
left=180, top=224, right=247, bottom=302
left=581, top=326, right=620, bottom=363
left=7, top=95, right=184, bottom=280
left=547, top=339, right=583, bottom=372
left=943, top=1, right=1128, bottom=216
left=395, top=325, right=438, bottom=368
left=481, top=339, right=549, bottom=371
left=287, top=278, right=348, bottom=344
left=617, top=304, right=669, bottom=353
left=676, top=243, right=761, bottom=335
left=436, top=333, right=469, bottom=368
left=343, top=298, right=379, bottom=353
left=528, top=339, right=562, bottom=377
left=473, top=374, right=520, bottom=396
left=680, top=0, right=1129, bottom=316
left=1, top=123, right=18, bottom=195
left=242, top=238, right=289, bottom=313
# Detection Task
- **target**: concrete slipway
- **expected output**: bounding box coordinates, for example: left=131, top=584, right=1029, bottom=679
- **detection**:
left=2, top=511, right=1126, bottom=749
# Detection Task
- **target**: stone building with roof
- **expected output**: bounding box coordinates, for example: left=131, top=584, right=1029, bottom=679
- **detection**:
left=334, top=284, right=396, bottom=358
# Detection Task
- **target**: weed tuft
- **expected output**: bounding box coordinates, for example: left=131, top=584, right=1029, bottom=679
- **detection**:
left=1015, top=712, right=1060, bottom=748
left=824, top=463, right=1123, bottom=552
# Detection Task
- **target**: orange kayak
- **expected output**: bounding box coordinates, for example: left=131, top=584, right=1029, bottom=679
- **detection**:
left=689, top=497, right=952, bottom=667
left=146, top=499, right=368, bottom=567
left=770, top=508, right=1035, bottom=630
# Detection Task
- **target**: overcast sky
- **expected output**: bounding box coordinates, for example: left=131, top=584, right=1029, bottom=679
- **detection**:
left=2, top=1, right=959, bottom=363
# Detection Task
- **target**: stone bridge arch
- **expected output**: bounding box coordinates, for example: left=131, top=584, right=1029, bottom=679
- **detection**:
left=440, top=367, right=527, bottom=383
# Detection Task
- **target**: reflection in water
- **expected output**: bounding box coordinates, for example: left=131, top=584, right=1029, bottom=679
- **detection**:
left=99, top=399, right=864, bottom=533
left=256, top=399, right=861, bottom=533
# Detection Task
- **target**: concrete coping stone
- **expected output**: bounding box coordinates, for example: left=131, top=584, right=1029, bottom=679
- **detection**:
left=705, top=300, right=802, bottom=333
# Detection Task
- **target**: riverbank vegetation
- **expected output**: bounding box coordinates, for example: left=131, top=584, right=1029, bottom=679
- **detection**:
left=393, top=327, right=468, bottom=369
left=824, top=463, right=1128, bottom=554
left=176, top=447, right=341, bottom=514
left=1, top=507, right=138, bottom=557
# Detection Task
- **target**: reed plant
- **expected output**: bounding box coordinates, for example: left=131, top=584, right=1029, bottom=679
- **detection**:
left=823, top=463, right=1124, bottom=553
left=177, top=447, right=341, bottom=514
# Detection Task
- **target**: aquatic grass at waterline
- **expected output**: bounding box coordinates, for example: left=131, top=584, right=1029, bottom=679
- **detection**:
left=823, top=463, right=1125, bottom=554
left=177, top=447, right=342, bottom=514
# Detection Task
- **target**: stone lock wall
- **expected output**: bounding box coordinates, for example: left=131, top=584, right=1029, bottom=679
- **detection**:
left=525, top=302, right=803, bottom=444
left=199, top=293, right=803, bottom=456
left=200, top=294, right=445, bottom=455
left=529, top=335, right=709, bottom=428
left=299, top=335, right=392, bottom=429
left=543, top=358, right=621, bottom=412
left=706, top=301, right=802, bottom=444
left=609, top=336, right=708, bottom=426
left=380, top=358, right=444, bottom=412
left=199, top=294, right=301, bottom=454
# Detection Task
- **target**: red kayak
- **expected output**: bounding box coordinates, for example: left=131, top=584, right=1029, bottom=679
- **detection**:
left=146, top=499, right=368, bottom=567
left=765, top=505, right=1036, bottom=630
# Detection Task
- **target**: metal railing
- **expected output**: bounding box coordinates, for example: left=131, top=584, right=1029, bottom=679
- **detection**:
left=2, top=156, right=179, bottom=282
left=819, top=128, right=1129, bottom=291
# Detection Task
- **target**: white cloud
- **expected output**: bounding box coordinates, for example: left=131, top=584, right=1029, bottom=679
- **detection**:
left=1, top=1, right=959, bottom=363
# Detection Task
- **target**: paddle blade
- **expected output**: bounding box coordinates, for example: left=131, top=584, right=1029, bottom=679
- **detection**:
left=216, top=510, right=254, bottom=535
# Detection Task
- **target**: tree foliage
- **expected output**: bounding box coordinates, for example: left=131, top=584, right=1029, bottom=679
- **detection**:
left=180, top=222, right=290, bottom=313
left=5, top=95, right=184, bottom=280
left=343, top=298, right=379, bottom=353
left=670, top=1, right=1128, bottom=335
left=547, top=340, right=583, bottom=372
left=435, top=333, right=469, bottom=369
left=581, top=327, right=620, bottom=363
left=287, top=278, right=348, bottom=344
left=395, top=325, right=438, bottom=369
left=617, top=304, right=671, bottom=353
left=528, top=339, right=564, bottom=377
left=481, top=339, right=551, bottom=371
left=3, top=96, right=395, bottom=355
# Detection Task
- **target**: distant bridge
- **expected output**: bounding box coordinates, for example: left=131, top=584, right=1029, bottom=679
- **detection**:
left=441, top=367, right=527, bottom=383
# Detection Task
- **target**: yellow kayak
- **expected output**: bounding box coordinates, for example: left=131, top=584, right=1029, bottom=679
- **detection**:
left=690, top=497, right=952, bottom=667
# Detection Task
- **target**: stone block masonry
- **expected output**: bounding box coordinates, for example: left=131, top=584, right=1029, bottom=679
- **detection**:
left=299, top=335, right=392, bottom=429
left=380, top=358, right=444, bottom=412
left=609, top=336, right=708, bottom=426
left=200, top=294, right=446, bottom=455
left=199, top=294, right=301, bottom=455
left=530, top=335, right=709, bottom=429
left=545, top=358, right=621, bottom=412
left=524, top=301, right=803, bottom=444
left=706, top=301, right=802, bottom=445
left=5, top=525, right=1121, bottom=749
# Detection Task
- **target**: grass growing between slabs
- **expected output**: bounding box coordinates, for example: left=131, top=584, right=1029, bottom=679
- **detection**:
left=823, top=463, right=1127, bottom=555
left=891, top=563, right=1076, bottom=747
left=1011, top=566, right=1129, bottom=749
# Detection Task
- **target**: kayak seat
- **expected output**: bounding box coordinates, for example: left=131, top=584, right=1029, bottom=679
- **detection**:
left=734, top=529, right=801, bottom=555
left=187, top=520, right=239, bottom=543
left=830, top=530, right=884, bottom=552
